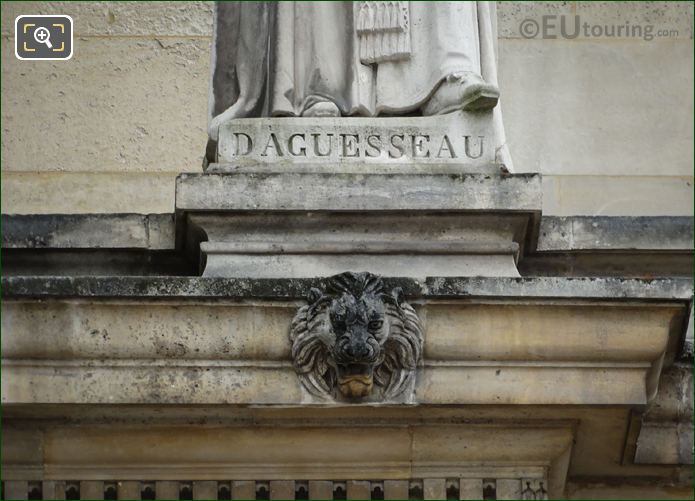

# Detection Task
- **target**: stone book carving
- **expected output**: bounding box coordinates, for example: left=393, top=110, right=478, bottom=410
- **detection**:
left=207, top=1, right=512, bottom=169
left=289, top=272, right=424, bottom=402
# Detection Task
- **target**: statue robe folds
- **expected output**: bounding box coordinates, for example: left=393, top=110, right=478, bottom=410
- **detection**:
left=209, top=1, right=512, bottom=167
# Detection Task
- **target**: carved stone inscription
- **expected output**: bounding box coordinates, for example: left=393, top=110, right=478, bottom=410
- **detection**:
left=228, top=131, right=484, bottom=160
left=216, top=113, right=494, bottom=165
left=289, top=272, right=424, bottom=402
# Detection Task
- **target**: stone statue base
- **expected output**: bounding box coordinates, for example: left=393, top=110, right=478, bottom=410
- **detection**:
left=190, top=110, right=530, bottom=279
left=209, top=111, right=502, bottom=173
left=176, top=172, right=541, bottom=279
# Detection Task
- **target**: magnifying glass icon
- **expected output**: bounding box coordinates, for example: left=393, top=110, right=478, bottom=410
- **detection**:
left=34, top=27, right=53, bottom=49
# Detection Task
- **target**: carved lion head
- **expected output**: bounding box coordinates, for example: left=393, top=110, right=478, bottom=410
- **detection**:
left=289, top=272, right=423, bottom=400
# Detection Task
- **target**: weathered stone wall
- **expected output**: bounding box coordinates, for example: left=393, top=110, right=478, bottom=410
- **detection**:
left=1, top=1, right=692, bottom=215
left=498, top=1, right=694, bottom=216
left=1, top=2, right=213, bottom=213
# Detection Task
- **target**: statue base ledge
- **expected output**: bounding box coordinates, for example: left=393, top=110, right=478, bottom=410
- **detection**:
left=176, top=172, right=541, bottom=212
left=176, top=172, right=541, bottom=278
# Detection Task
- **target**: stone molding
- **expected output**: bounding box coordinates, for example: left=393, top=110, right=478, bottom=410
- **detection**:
left=5, top=214, right=692, bottom=254
left=537, top=216, right=694, bottom=252
left=3, top=214, right=692, bottom=278
left=176, top=172, right=541, bottom=278
left=1, top=213, right=175, bottom=250
left=176, top=172, right=542, bottom=212
left=2, top=288, right=686, bottom=406
left=3, top=275, right=691, bottom=301
left=2, top=422, right=573, bottom=498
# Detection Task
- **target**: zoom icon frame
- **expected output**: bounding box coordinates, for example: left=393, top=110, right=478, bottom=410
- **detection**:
left=15, top=15, right=73, bottom=60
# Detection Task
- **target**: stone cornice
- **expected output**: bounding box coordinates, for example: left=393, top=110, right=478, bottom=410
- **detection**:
left=2, top=275, right=692, bottom=301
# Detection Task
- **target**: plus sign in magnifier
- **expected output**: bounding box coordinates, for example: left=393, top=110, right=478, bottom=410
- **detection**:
left=33, top=26, right=52, bottom=48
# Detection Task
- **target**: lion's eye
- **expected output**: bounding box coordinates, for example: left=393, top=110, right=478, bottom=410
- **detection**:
left=368, top=320, right=383, bottom=330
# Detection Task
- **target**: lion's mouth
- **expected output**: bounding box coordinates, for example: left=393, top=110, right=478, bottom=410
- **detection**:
left=337, top=364, right=374, bottom=398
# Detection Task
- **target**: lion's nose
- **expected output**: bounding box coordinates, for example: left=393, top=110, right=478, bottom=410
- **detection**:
left=338, top=333, right=376, bottom=362
left=350, top=343, right=371, bottom=359
left=346, top=339, right=376, bottom=361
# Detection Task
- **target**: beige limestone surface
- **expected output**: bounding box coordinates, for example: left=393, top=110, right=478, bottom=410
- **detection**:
left=3, top=421, right=572, bottom=496
left=0, top=405, right=682, bottom=477
left=1, top=298, right=681, bottom=406
left=2, top=300, right=676, bottom=363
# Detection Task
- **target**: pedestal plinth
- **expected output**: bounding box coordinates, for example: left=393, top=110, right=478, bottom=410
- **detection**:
left=176, top=171, right=541, bottom=278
